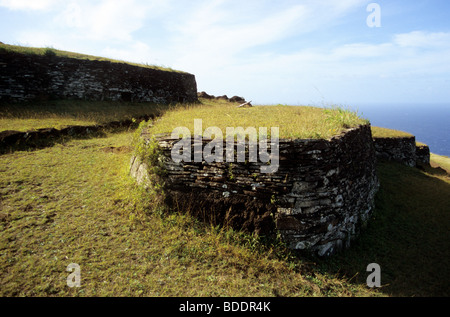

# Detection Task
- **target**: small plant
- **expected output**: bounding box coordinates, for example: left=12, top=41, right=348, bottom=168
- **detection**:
left=228, top=163, right=235, bottom=181
left=270, top=194, right=278, bottom=204
left=324, top=105, right=368, bottom=130
left=132, top=121, right=167, bottom=202
left=134, top=125, right=166, bottom=177
left=44, top=47, right=57, bottom=57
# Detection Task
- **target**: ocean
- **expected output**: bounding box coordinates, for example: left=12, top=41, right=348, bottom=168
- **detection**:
left=353, top=103, right=450, bottom=157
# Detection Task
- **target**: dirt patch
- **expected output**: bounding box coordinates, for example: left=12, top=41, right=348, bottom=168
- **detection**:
left=101, top=146, right=133, bottom=154
left=0, top=212, right=9, bottom=222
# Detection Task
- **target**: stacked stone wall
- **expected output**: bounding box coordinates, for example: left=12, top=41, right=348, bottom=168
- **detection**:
left=131, top=124, right=379, bottom=256
left=0, top=50, right=197, bottom=104
left=373, top=136, right=431, bottom=167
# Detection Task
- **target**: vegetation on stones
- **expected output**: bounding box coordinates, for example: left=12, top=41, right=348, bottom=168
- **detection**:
left=0, top=43, right=183, bottom=73
left=133, top=121, right=167, bottom=180
left=324, top=105, right=369, bottom=130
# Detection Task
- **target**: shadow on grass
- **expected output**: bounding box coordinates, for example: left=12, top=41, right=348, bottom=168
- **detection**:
left=312, top=160, right=450, bottom=297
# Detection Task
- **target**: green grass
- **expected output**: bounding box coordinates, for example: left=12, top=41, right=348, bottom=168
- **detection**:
left=371, top=126, right=414, bottom=139
left=0, top=43, right=183, bottom=73
left=0, top=100, right=169, bottom=132
left=0, top=118, right=97, bottom=132
left=371, top=126, right=430, bottom=147
left=149, top=99, right=368, bottom=140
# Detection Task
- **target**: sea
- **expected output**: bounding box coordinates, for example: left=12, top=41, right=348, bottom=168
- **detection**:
left=352, top=103, right=450, bottom=157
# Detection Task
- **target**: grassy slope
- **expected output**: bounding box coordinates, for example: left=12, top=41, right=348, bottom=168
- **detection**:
left=431, top=154, right=450, bottom=173
left=371, top=126, right=414, bottom=138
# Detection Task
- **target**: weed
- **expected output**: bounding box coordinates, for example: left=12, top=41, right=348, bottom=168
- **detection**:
left=44, top=47, right=56, bottom=57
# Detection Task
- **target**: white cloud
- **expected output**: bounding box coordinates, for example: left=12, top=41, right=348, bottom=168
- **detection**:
left=15, top=30, right=57, bottom=47
left=48, top=0, right=172, bottom=42
left=54, top=0, right=145, bottom=41
left=331, top=43, right=394, bottom=59
left=393, top=31, right=450, bottom=48
left=185, top=27, right=450, bottom=104
left=101, top=41, right=167, bottom=66
left=4, top=0, right=449, bottom=104
left=0, top=0, right=57, bottom=11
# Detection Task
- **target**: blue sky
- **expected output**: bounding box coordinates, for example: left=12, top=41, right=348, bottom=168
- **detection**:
left=1, top=0, right=450, bottom=106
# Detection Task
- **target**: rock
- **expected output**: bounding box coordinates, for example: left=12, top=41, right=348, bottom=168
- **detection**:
left=216, top=95, right=229, bottom=101
left=0, top=130, right=26, bottom=150
left=229, top=96, right=246, bottom=103
left=197, top=91, right=214, bottom=99
left=197, top=92, right=249, bottom=105
left=416, top=144, right=430, bottom=166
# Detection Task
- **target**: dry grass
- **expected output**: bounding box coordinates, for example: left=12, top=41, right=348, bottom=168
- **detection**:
left=371, top=126, right=414, bottom=138
left=0, top=100, right=169, bottom=132
left=431, top=153, right=450, bottom=174
left=150, top=99, right=367, bottom=140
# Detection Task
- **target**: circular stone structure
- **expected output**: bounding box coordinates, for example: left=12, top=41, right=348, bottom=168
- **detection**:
left=130, top=124, right=379, bottom=257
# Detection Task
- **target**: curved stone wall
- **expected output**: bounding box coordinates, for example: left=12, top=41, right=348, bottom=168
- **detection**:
left=0, top=50, right=197, bottom=104
left=131, top=124, right=379, bottom=257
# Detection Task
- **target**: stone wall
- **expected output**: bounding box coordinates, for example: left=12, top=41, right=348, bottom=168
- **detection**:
left=416, top=144, right=431, bottom=166
left=0, top=50, right=198, bottom=104
left=0, top=114, right=153, bottom=154
left=130, top=124, right=379, bottom=257
left=373, top=136, right=431, bottom=167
